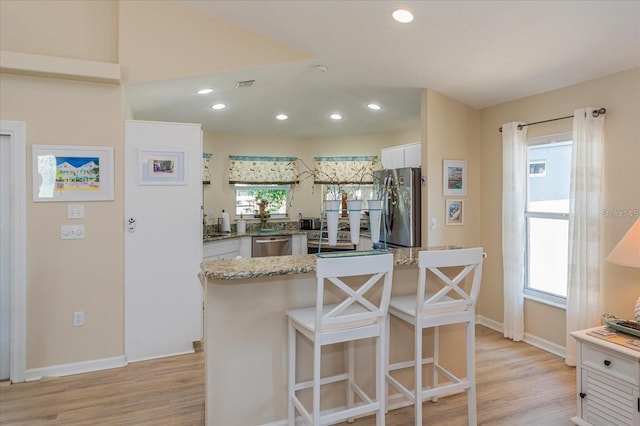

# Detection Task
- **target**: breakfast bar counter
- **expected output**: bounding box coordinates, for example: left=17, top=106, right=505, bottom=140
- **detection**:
left=201, top=247, right=464, bottom=426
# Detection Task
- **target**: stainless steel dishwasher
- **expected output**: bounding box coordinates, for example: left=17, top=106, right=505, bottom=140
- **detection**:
left=251, top=235, right=292, bottom=257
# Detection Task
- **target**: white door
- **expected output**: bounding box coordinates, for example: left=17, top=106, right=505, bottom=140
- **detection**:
left=124, top=120, right=203, bottom=362
left=1, top=134, right=11, bottom=380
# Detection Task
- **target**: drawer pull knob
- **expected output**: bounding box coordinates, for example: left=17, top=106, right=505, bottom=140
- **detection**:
left=579, top=392, right=586, bottom=399
left=603, top=359, right=611, bottom=366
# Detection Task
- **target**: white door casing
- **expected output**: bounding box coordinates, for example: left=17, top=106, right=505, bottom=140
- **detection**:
left=0, top=121, right=27, bottom=383
left=124, top=120, right=203, bottom=362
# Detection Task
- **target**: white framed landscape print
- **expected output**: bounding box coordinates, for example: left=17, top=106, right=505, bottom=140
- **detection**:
left=443, top=159, right=467, bottom=196
left=139, top=149, right=187, bottom=185
left=32, top=145, right=114, bottom=202
left=445, top=198, right=464, bottom=226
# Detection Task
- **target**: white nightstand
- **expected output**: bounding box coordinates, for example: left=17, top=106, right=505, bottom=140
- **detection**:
left=570, top=327, right=640, bottom=426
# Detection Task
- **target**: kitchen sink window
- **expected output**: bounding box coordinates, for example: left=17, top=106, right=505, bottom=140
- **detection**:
left=235, top=184, right=290, bottom=218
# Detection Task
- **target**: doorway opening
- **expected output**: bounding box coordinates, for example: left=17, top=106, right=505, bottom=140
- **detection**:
left=0, top=121, right=27, bottom=383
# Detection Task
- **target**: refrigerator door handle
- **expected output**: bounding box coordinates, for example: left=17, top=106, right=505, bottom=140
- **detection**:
left=385, top=187, right=394, bottom=234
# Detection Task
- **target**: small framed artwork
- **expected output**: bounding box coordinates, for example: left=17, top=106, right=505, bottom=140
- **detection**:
left=445, top=199, right=464, bottom=226
left=443, top=159, right=467, bottom=196
left=139, top=149, right=187, bottom=185
left=32, top=145, right=114, bottom=202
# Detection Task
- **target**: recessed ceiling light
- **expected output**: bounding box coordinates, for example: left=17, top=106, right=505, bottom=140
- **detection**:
left=276, top=114, right=288, bottom=120
left=329, top=113, right=343, bottom=120
left=211, top=103, right=226, bottom=110
left=197, top=88, right=213, bottom=95
left=367, top=103, right=382, bottom=110
left=392, top=9, right=414, bottom=23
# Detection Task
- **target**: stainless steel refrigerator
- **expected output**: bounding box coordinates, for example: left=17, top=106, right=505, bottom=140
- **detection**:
left=373, top=167, right=421, bottom=247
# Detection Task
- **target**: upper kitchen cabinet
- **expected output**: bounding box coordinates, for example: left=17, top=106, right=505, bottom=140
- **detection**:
left=381, top=142, right=421, bottom=169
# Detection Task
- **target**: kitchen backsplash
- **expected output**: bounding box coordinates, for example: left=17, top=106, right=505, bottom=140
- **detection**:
left=203, top=217, right=368, bottom=235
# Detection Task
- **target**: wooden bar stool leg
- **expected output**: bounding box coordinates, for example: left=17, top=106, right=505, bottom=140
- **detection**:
left=313, top=342, right=321, bottom=425
left=288, top=320, right=295, bottom=426
left=347, top=340, right=355, bottom=423
left=415, top=323, right=423, bottom=426
left=466, top=322, right=477, bottom=425
left=376, top=333, right=384, bottom=426
left=432, top=326, right=439, bottom=403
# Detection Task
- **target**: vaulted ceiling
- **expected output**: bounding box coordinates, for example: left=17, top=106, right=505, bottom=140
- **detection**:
left=124, top=1, right=640, bottom=137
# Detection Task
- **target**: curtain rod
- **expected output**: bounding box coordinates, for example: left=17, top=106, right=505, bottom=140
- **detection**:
left=498, top=107, right=606, bottom=133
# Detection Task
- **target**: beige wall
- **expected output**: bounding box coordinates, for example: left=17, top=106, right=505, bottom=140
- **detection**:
left=118, top=0, right=311, bottom=83
left=0, top=0, right=322, bottom=372
left=478, top=68, right=640, bottom=346
left=203, top=128, right=420, bottom=220
left=0, top=0, right=119, bottom=63
left=1, top=75, right=124, bottom=367
left=1, top=0, right=124, bottom=369
left=423, top=89, right=480, bottom=249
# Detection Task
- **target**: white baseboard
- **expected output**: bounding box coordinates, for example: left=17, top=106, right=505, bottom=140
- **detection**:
left=475, top=314, right=503, bottom=333
left=25, top=355, right=127, bottom=382
left=126, top=348, right=194, bottom=364
left=522, top=331, right=565, bottom=358
left=475, top=315, right=566, bottom=359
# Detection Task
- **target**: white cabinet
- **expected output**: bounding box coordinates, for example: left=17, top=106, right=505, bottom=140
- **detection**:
left=570, top=328, right=640, bottom=426
left=205, top=234, right=305, bottom=259
left=203, top=239, right=241, bottom=260
left=239, top=236, right=252, bottom=258
left=292, top=233, right=308, bottom=255
left=381, top=146, right=405, bottom=169
left=403, top=143, right=421, bottom=168
left=381, top=142, right=421, bottom=169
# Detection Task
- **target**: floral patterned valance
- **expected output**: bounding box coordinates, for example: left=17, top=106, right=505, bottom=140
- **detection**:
left=228, top=155, right=298, bottom=184
left=313, top=156, right=379, bottom=184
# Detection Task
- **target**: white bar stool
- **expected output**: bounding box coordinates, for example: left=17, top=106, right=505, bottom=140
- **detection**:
left=385, top=247, right=484, bottom=426
left=287, top=252, right=394, bottom=425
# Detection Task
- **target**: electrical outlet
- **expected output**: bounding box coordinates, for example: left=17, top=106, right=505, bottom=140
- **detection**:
left=73, top=311, right=84, bottom=327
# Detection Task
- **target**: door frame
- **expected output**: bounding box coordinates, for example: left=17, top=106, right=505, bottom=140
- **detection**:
left=1, top=120, right=27, bottom=383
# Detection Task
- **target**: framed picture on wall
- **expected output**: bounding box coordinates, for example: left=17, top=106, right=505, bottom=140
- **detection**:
left=32, top=144, right=114, bottom=202
left=139, top=149, right=187, bottom=185
left=443, top=159, right=467, bottom=196
left=445, top=199, right=464, bottom=226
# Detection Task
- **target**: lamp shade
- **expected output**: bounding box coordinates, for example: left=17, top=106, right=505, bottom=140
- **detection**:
left=606, top=218, right=640, bottom=268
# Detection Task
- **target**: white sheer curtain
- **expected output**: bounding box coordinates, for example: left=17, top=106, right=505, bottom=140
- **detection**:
left=502, top=122, right=527, bottom=341
left=565, top=108, right=605, bottom=366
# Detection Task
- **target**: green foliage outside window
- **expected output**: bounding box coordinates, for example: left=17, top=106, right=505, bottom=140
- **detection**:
left=248, top=189, right=287, bottom=212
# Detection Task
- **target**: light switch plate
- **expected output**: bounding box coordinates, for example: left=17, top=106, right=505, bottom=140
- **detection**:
left=67, top=204, right=84, bottom=219
left=61, top=225, right=85, bottom=240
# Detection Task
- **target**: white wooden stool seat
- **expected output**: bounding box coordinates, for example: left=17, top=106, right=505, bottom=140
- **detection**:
left=287, top=252, right=394, bottom=425
left=385, top=248, right=484, bottom=426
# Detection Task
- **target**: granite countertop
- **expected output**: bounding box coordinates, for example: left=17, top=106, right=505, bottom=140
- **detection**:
left=201, top=246, right=460, bottom=281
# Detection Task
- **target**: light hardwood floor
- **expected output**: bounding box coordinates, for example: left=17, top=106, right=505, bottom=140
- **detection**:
left=0, top=326, right=576, bottom=425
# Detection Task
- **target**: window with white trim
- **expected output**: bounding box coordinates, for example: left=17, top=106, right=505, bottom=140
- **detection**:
left=235, top=184, right=290, bottom=218
left=525, top=133, right=572, bottom=305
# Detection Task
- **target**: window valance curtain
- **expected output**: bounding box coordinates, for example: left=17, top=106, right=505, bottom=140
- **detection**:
left=313, top=156, right=378, bottom=184
left=228, top=155, right=298, bottom=184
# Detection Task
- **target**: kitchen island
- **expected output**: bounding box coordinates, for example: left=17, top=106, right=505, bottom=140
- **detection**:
left=201, top=247, right=466, bottom=426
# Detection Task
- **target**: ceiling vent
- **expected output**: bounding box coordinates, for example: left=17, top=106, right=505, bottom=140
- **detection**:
left=234, top=80, right=255, bottom=89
